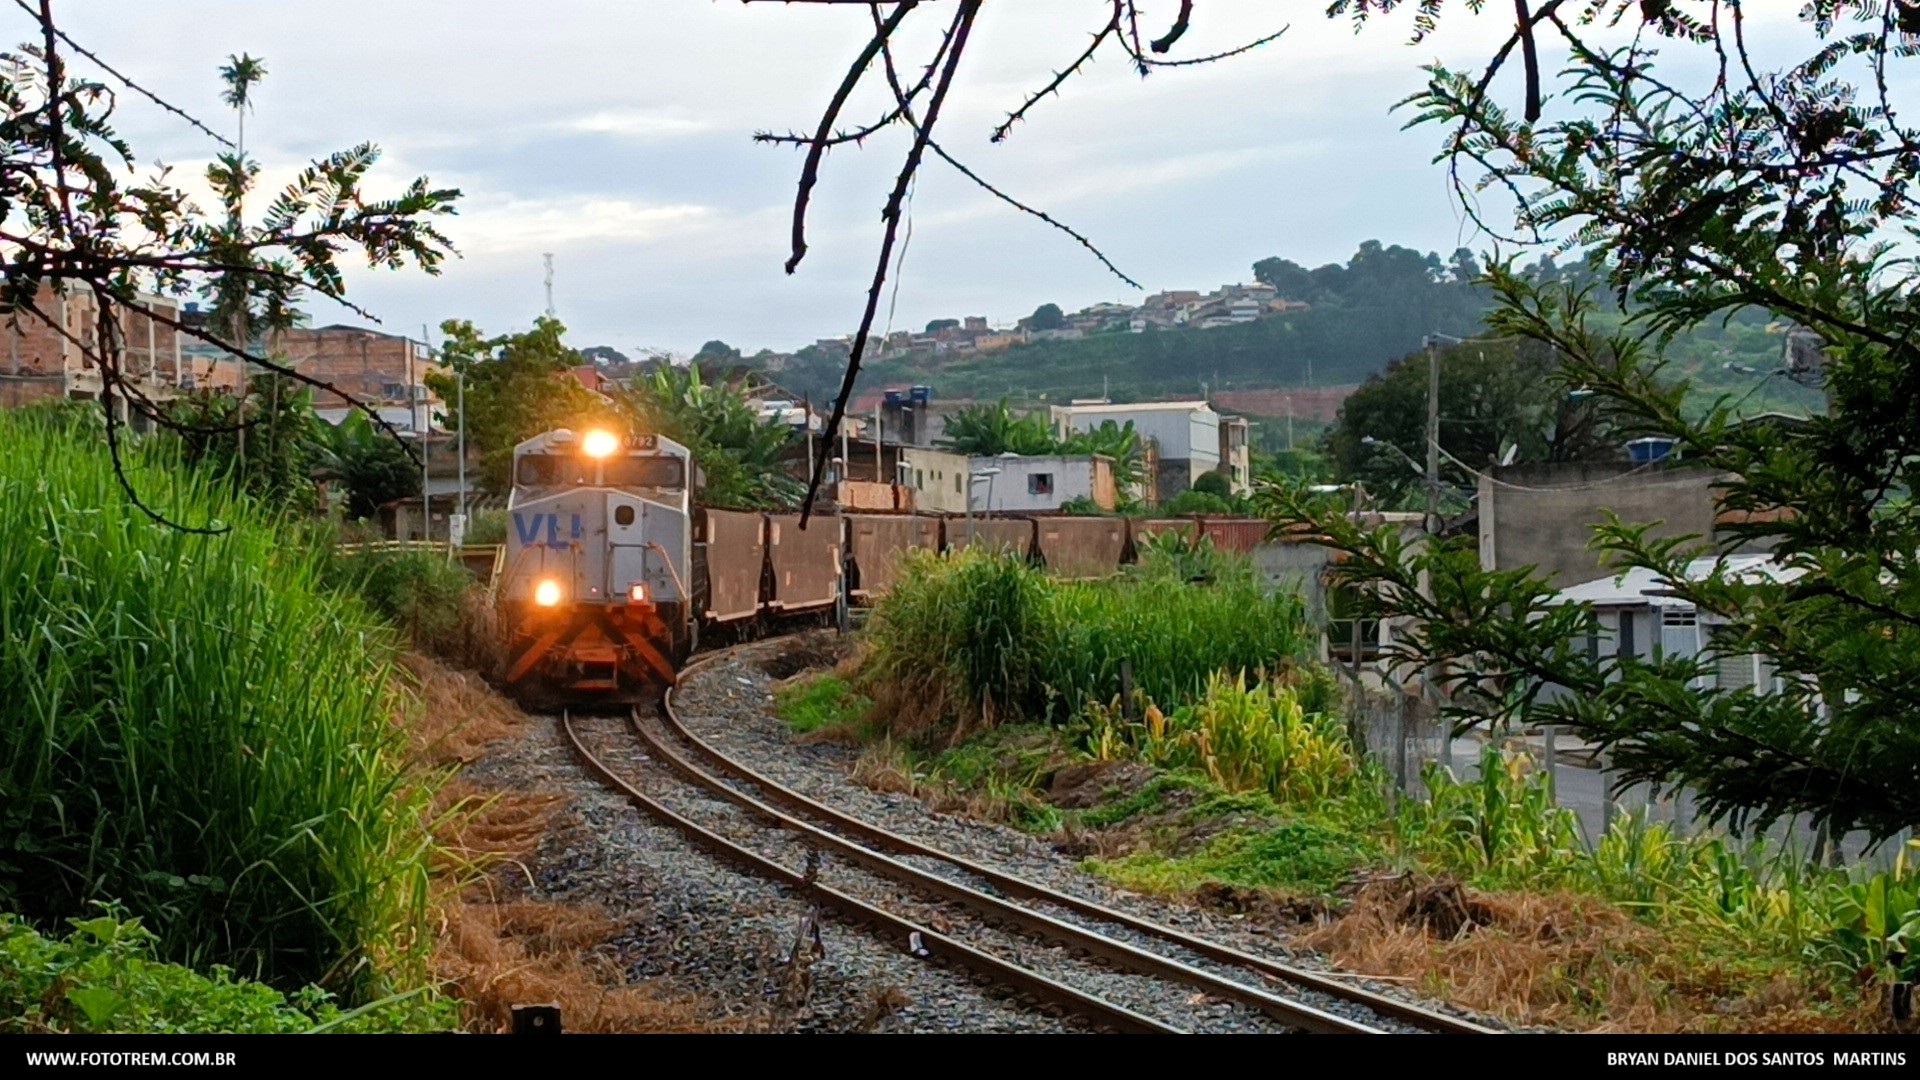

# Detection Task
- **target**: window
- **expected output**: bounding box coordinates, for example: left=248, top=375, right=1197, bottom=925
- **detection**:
left=515, top=454, right=594, bottom=488
left=1028, top=472, right=1054, bottom=496
left=955, top=473, right=962, bottom=494
left=601, top=455, right=686, bottom=489
left=1617, top=612, right=1636, bottom=660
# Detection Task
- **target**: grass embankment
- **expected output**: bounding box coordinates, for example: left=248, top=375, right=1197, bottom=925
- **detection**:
left=785, top=545, right=1914, bottom=1032
left=0, top=411, right=451, bottom=1031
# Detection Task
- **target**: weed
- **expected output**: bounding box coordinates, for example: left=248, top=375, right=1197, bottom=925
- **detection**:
left=1092, top=820, right=1374, bottom=897
left=774, top=674, right=873, bottom=735
left=0, top=912, right=453, bottom=1033
left=0, top=412, right=438, bottom=999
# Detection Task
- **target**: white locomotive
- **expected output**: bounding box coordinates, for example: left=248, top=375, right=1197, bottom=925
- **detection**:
left=499, top=427, right=697, bottom=705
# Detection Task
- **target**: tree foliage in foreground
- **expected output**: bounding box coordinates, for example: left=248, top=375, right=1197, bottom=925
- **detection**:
left=1264, top=1, right=1920, bottom=840
left=0, top=12, right=456, bottom=525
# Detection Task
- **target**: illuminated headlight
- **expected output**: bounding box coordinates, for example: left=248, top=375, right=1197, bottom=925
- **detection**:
left=582, top=429, right=620, bottom=458
left=628, top=583, right=648, bottom=603
left=533, top=579, right=563, bottom=607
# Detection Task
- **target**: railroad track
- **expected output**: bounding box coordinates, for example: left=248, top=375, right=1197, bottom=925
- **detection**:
left=563, top=646, right=1499, bottom=1034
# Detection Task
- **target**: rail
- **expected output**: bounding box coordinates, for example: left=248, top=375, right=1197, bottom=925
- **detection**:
left=658, top=644, right=1499, bottom=1036
left=559, top=709, right=1176, bottom=1033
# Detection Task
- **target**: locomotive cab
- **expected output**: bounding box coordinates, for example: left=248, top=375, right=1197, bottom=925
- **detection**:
left=500, top=428, right=696, bottom=706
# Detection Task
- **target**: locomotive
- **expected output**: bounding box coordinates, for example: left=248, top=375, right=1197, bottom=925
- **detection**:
left=499, top=427, right=699, bottom=706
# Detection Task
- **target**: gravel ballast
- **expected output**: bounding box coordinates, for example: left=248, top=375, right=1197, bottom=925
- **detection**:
left=668, top=636, right=1506, bottom=1033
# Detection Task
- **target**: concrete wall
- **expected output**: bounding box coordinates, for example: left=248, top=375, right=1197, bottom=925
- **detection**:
left=900, top=447, right=971, bottom=513
left=1478, top=462, right=1735, bottom=586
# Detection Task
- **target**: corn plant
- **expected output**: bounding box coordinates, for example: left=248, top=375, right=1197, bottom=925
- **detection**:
left=1405, top=744, right=1584, bottom=882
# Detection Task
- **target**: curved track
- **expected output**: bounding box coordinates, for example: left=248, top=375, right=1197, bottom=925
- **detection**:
left=658, top=648, right=1498, bottom=1035
left=565, top=643, right=1501, bottom=1034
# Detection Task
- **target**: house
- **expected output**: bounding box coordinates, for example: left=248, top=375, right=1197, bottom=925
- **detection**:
left=279, top=325, right=443, bottom=434
left=0, top=284, right=214, bottom=423
left=1050, top=399, right=1223, bottom=502
left=900, top=447, right=1116, bottom=514
left=1550, top=555, right=1800, bottom=692
left=1218, top=415, right=1250, bottom=494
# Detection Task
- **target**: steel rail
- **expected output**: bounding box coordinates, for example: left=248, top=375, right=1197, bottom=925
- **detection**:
left=560, top=709, right=1180, bottom=1034
left=638, top=692, right=1389, bottom=1034
left=665, top=645, right=1499, bottom=1036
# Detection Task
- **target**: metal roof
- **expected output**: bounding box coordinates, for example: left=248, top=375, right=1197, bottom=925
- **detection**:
left=1551, top=554, right=1801, bottom=609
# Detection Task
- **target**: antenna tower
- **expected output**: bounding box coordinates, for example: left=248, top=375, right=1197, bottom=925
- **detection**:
left=542, top=252, right=556, bottom=318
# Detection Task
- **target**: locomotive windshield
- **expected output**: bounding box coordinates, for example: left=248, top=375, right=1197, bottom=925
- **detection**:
left=515, top=452, right=684, bottom=489
left=603, top=455, right=685, bottom=489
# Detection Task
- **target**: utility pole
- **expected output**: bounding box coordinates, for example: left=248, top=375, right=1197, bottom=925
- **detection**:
left=873, top=402, right=883, bottom=482
left=1424, top=335, right=1441, bottom=535
left=456, top=355, right=467, bottom=542
left=419, top=325, right=431, bottom=544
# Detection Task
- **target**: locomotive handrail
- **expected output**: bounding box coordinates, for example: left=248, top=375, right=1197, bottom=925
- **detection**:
left=645, top=541, right=691, bottom=604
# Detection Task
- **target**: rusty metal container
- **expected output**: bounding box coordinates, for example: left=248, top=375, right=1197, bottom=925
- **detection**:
left=766, top=513, right=843, bottom=611
left=1036, top=516, right=1127, bottom=579
left=946, top=517, right=1034, bottom=557
left=846, top=513, right=941, bottom=599
left=699, top=509, right=766, bottom=623
left=1199, top=517, right=1270, bottom=555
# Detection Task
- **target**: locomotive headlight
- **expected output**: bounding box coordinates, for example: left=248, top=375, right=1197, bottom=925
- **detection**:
left=581, top=429, right=620, bottom=458
left=628, top=582, right=648, bottom=603
left=533, top=578, right=563, bottom=607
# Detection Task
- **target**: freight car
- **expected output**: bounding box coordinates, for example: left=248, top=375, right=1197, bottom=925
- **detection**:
left=496, top=425, right=1253, bottom=706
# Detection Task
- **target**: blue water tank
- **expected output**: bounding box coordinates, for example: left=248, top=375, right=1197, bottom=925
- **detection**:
left=1626, top=437, right=1676, bottom=464
left=910, top=384, right=933, bottom=404
left=883, top=389, right=904, bottom=406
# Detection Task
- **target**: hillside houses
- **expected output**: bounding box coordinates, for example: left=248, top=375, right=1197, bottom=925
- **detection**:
left=777, top=278, right=1307, bottom=371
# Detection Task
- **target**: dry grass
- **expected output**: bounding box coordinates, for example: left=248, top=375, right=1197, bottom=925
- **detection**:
left=1301, top=874, right=1874, bottom=1033
left=850, top=739, right=919, bottom=795
left=434, top=899, right=710, bottom=1034
left=394, top=652, right=523, bottom=767
left=398, top=649, right=717, bottom=1034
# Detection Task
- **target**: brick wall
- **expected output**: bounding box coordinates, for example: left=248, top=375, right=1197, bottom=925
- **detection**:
left=279, top=326, right=442, bottom=411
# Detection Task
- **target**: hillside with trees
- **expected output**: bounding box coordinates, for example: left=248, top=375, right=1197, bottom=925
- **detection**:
left=745, top=242, right=1819, bottom=422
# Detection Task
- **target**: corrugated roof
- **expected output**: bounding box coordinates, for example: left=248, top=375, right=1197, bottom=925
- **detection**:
left=1551, top=554, right=1800, bottom=608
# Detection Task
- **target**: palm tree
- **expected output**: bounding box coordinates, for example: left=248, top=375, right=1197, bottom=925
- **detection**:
left=217, top=54, right=266, bottom=473
left=218, top=53, right=267, bottom=158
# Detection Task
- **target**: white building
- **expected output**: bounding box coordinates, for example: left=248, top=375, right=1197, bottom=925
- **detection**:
left=1550, top=555, right=1800, bottom=691
left=1049, top=399, right=1223, bottom=502
left=899, top=448, right=1116, bottom=514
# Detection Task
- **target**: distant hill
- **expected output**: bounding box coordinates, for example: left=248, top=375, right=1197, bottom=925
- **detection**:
left=746, top=241, right=1493, bottom=406
left=736, top=240, right=1824, bottom=421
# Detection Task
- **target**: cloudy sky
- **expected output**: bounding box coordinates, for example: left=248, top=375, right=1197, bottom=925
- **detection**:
left=46, top=2, right=1562, bottom=355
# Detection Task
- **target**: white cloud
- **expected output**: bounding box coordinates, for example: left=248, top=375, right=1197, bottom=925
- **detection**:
left=562, top=109, right=711, bottom=140
left=454, top=196, right=715, bottom=256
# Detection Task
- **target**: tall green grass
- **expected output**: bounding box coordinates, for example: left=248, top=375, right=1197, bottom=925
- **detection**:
left=862, top=548, right=1315, bottom=731
left=0, top=412, right=436, bottom=999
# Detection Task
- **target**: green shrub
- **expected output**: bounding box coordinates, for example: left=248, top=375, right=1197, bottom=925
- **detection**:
left=863, top=549, right=1316, bottom=733
left=0, top=412, right=437, bottom=998
left=0, top=912, right=453, bottom=1033
left=319, top=543, right=487, bottom=663
left=464, top=508, right=508, bottom=546
left=1091, top=820, right=1374, bottom=896
left=1162, top=489, right=1232, bottom=515
left=774, top=674, right=872, bottom=734
left=1084, top=672, right=1359, bottom=805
